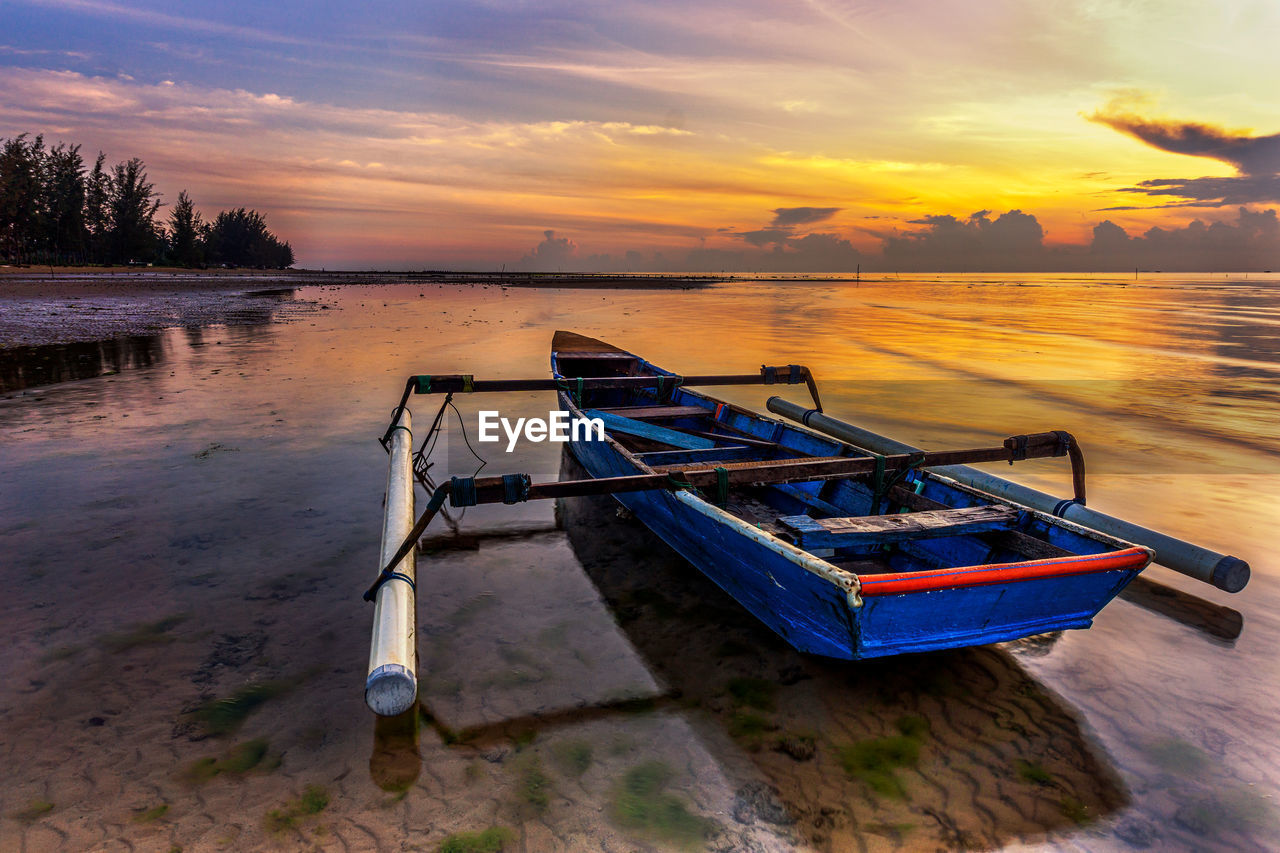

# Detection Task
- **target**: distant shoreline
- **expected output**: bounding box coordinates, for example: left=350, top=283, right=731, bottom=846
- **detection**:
left=0, top=266, right=721, bottom=298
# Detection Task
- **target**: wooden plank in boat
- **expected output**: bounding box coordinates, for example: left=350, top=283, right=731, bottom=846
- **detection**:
left=779, top=505, right=1018, bottom=548
left=651, top=455, right=849, bottom=473
left=885, top=484, right=1073, bottom=559
left=554, top=351, right=637, bottom=360
left=585, top=409, right=716, bottom=449
left=596, top=405, right=710, bottom=419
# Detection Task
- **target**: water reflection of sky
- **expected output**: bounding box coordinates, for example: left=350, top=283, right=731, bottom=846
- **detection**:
left=1, top=275, right=1278, bottom=850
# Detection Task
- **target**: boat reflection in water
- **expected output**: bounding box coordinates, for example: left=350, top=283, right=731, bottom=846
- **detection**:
left=557, top=447, right=1128, bottom=850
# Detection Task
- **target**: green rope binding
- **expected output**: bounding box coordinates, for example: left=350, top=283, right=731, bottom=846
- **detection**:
left=714, top=466, right=729, bottom=508
left=665, top=473, right=695, bottom=490
left=871, top=452, right=926, bottom=516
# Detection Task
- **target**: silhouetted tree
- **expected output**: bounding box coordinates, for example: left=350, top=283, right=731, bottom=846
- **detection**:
left=1, top=131, right=295, bottom=268
left=84, top=152, right=111, bottom=263
left=205, top=207, right=293, bottom=268
left=107, top=158, right=161, bottom=264
left=0, top=134, right=44, bottom=263
left=40, top=143, right=87, bottom=263
left=167, top=190, right=202, bottom=267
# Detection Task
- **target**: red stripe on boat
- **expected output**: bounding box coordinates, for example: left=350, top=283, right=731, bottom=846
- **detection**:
left=857, top=547, right=1152, bottom=596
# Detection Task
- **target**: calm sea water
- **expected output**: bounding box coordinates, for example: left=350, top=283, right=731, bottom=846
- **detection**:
left=1, top=273, right=1278, bottom=851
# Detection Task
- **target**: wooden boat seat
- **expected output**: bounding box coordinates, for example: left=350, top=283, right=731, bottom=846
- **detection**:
left=554, top=351, right=637, bottom=360
left=586, top=409, right=718, bottom=450
left=595, top=405, right=710, bottom=419
left=778, top=505, right=1018, bottom=549
left=650, top=455, right=850, bottom=474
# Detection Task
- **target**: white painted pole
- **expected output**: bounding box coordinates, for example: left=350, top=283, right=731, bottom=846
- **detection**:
left=766, top=396, right=1250, bottom=593
left=366, top=408, right=419, bottom=716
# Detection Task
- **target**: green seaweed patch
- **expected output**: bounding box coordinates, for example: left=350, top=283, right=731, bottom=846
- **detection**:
left=223, top=738, right=271, bottom=773
left=134, top=803, right=169, bottom=823
left=552, top=739, right=593, bottom=777
left=437, top=826, right=517, bottom=853
left=895, top=714, right=929, bottom=739
left=863, top=821, right=915, bottom=841
left=102, top=614, right=187, bottom=653
left=190, top=676, right=301, bottom=736
left=263, top=784, right=329, bottom=834
left=728, top=711, right=777, bottom=751
left=9, top=799, right=54, bottom=823
left=727, top=677, right=776, bottom=711
left=1058, top=796, right=1090, bottom=825
left=300, top=785, right=330, bottom=814
left=838, top=727, right=923, bottom=800
left=263, top=808, right=296, bottom=834
left=182, top=757, right=221, bottom=785
left=514, top=756, right=551, bottom=812
left=1015, top=759, right=1054, bottom=786
left=610, top=761, right=715, bottom=848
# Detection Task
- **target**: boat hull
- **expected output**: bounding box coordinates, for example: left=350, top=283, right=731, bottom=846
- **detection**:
left=553, top=333, right=1149, bottom=660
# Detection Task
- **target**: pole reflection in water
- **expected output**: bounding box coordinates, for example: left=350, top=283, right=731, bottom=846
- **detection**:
left=369, top=707, right=422, bottom=795
left=556, top=448, right=1128, bottom=850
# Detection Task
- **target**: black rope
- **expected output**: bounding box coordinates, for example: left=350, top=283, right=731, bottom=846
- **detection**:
left=448, top=397, right=487, bottom=477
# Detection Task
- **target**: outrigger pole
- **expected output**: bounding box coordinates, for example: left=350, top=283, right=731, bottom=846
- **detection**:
left=765, top=396, right=1250, bottom=593
left=366, top=408, right=419, bottom=716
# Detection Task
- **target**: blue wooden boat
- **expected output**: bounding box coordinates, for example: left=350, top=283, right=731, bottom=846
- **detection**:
left=551, top=331, right=1152, bottom=660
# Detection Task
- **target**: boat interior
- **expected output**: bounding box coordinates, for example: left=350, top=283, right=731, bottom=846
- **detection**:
left=552, top=332, right=1126, bottom=577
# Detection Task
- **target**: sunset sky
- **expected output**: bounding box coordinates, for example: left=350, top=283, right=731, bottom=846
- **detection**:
left=3, top=0, right=1279, bottom=270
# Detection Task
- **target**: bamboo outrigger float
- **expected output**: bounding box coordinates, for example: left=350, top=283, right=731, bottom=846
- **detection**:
left=363, top=332, right=1249, bottom=716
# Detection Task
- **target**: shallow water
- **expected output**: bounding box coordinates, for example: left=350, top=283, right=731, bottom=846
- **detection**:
left=1, top=274, right=1278, bottom=851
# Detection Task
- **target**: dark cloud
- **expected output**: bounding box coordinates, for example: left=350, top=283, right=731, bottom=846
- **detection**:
left=881, top=210, right=1047, bottom=270
left=1090, top=108, right=1280, bottom=206
left=516, top=229, right=577, bottom=270
left=740, top=228, right=791, bottom=246
left=770, top=206, right=840, bottom=227
left=1107, top=175, right=1280, bottom=208
left=1088, top=111, right=1280, bottom=176
left=1084, top=207, right=1280, bottom=271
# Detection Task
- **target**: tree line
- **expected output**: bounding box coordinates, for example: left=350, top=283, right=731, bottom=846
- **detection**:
left=0, top=133, right=294, bottom=268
